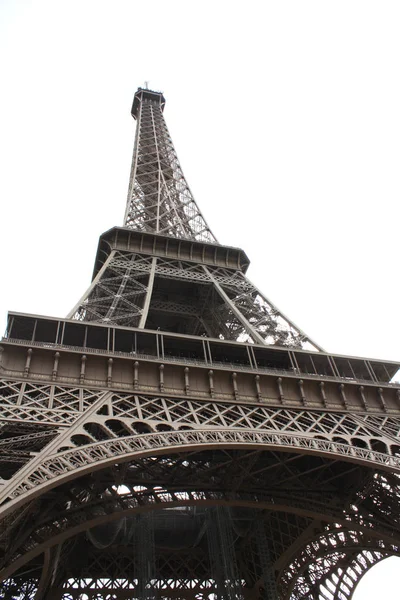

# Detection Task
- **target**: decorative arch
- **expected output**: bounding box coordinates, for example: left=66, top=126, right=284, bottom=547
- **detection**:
left=1, top=438, right=400, bottom=585
left=280, top=526, right=399, bottom=599
left=349, top=555, right=400, bottom=599
left=1, top=427, right=400, bottom=520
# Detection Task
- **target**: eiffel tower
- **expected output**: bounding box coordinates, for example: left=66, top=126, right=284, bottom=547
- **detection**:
left=1, top=86, right=400, bottom=600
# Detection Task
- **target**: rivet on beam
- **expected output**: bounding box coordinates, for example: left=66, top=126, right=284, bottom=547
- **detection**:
left=276, top=377, right=284, bottom=404
left=298, top=379, right=306, bottom=405
left=377, top=388, right=388, bottom=413
left=52, top=352, right=60, bottom=381
left=339, top=383, right=348, bottom=409
left=319, top=382, right=327, bottom=407
left=208, top=370, right=214, bottom=398
left=232, top=372, right=239, bottom=400
left=107, top=358, right=113, bottom=387
left=80, top=355, right=87, bottom=384
left=359, top=386, right=368, bottom=411
left=184, top=367, right=190, bottom=395
left=133, top=361, right=139, bottom=390
left=255, top=375, right=262, bottom=401
left=159, top=364, right=165, bottom=392
left=24, top=348, right=33, bottom=377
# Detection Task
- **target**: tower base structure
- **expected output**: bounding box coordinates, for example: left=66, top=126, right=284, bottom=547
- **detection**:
left=0, top=306, right=399, bottom=599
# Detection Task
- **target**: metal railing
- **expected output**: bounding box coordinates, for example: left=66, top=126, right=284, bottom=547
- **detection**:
left=2, top=336, right=400, bottom=388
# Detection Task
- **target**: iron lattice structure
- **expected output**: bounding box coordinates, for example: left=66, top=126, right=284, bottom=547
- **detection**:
left=0, top=87, right=399, bottom=600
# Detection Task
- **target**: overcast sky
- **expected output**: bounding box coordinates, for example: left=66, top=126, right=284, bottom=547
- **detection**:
left=1, top=1, right=400, bottom=596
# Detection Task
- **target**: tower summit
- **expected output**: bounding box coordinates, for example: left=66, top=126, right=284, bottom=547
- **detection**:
left=0, top=88, right=400, bottom=600
left=131, top=87, right=166, bottom=118
left=124, top=87, right=216, bottom=242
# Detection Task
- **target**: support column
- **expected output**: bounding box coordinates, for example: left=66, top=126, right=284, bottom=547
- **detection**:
left=135, top=513, right=156, bottom=600
left=256, top=523, right=279, bottom=600
left=36, top=544, right=65, bottom=600
left=206, top=507, right=244, bottom=600
left=204, top=267, right=266, bottom=345
left=138, top=257, right=157, bottom=328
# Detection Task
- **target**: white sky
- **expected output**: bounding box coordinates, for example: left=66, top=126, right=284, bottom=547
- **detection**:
left=0, top=1, right=399, bottom=596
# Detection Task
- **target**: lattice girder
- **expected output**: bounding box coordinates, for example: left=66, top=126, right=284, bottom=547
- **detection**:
left=1, top=375, right=400, bottom=568
left=67, top=241, right=323, bottom=350
left=278, top=525, right=396, bottom=599
left=1, top=378, right=400, bottom=517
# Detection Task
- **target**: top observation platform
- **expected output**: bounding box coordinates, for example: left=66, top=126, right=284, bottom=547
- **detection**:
left=131, top=87, right=166, bottom=119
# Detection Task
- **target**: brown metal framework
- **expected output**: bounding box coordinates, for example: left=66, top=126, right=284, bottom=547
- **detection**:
left=0, top=86, right=399, bottom=600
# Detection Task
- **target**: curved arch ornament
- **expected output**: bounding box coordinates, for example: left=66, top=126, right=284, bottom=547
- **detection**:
left=342, top=554, right=400, bottom=600
left=1, top=433, right=400, bottom=589
left=279, top=526, right=398, bottom=599
left=1, top=427, right=400, bottom=516
left=286, top=550, right=389, bottom=600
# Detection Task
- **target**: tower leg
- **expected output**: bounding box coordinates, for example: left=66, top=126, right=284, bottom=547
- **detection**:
left=36, top=545, right=64, bottom=600
left=256, top=524, right=279, bottom=600
left=207, top=507, right=244, bottom=600
left=135, top=513, right=156, bottom=600
left=34, top=550, right=51, bottom=600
